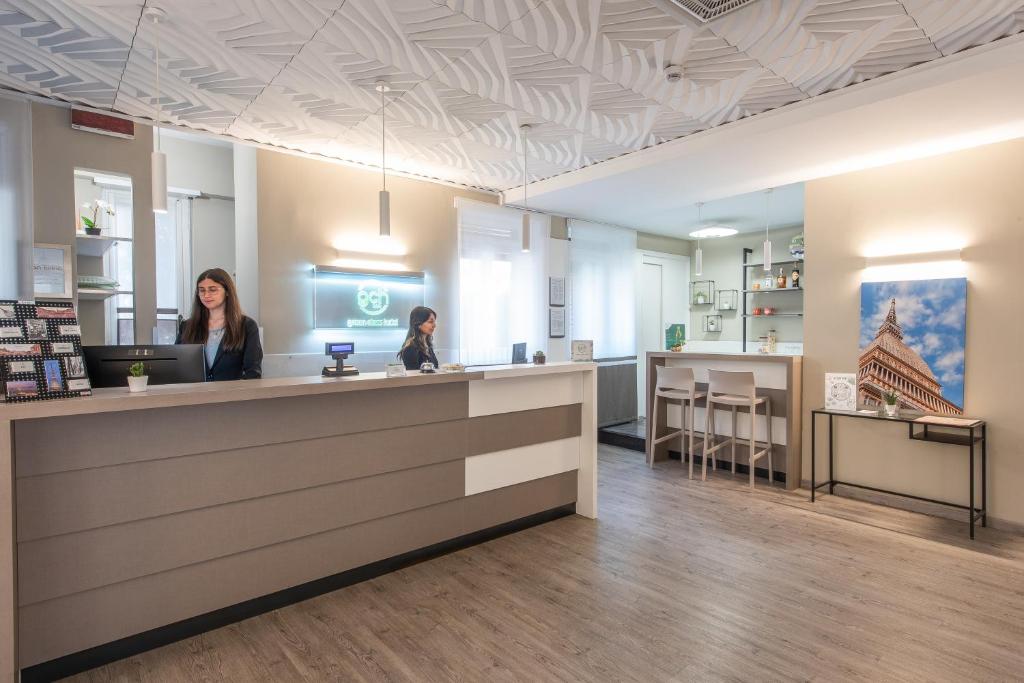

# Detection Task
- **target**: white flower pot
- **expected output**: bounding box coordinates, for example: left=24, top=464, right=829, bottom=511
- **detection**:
left=127, top=376, right=149, bottom=393
left=884, top=404, right=898, bottom=417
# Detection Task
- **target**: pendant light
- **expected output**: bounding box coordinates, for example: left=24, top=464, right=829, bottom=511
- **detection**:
left=145, top=7, right=168, bottom=214
left=763, top=188, right=774, bottom=271
left=376, top=81, right=391, bottom=237
left=694, top=201, right=704, bottom=276
left=520, top=123, right=531, bottom=253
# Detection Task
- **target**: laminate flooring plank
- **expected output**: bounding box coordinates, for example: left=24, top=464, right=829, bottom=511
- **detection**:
left=61, top=445, right=1024, bottom=682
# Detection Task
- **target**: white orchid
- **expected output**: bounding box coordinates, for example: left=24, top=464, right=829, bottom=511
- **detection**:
left=81, top=198, right=115, bottom=229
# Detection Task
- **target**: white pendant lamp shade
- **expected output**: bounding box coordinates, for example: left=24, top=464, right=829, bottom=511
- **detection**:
left=151, top=149, right=167, bottom=214
left=694, top=200, right=704, bottom=276
left=520, top=123, right=531, bottom=253
left=763, top=239, right=772, bottom=272
left=379, top=189, right=390, bottom=237
left=763, top=188, right=773, bottom=271
left=376, top=81, right=391, bottom=237
left=695, top=244, right=703, bottom=276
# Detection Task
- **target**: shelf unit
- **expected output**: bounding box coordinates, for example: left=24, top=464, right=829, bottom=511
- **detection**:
left=75, top=234, right=132, bottom=258
left=741, top=248, right=805, bottom=351
left=77, top=288, right=127, bottom=301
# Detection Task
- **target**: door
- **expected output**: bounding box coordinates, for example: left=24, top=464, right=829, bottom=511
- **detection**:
left=638, top=261, right=663, bottom=416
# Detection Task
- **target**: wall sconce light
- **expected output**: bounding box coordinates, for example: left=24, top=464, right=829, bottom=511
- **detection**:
left=862, top=249, right=965, bottom=282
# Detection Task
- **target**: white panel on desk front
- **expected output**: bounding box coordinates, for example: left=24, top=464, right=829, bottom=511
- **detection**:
left=663, top=358, right=789, bottom=390
left=468, top=373, right=583, bottom=417
left=465, top=437, right=581, bottom=496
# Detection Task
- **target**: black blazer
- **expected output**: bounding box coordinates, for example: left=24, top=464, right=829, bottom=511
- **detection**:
left=400, top=343, right=438, bottom=371
left=177, top=316, right=263, bottom=381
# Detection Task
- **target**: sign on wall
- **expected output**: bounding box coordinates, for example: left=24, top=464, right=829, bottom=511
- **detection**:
left=313, top=266, right=425, bottom=330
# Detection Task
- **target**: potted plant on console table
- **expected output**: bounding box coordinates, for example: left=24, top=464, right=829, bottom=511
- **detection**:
left=127, top=361, right=149, bottom=393
left=883, top=389, right=899, bottom=417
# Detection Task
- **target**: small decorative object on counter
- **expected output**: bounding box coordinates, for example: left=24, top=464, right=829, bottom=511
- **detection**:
left=665, top=323, right=686, bottom=351
left=440, top=362, right=465, bottom=373
left=758, top=335, right=769, bottom=353
left=385, top=362, right=406, bottom=377
left=532, top=351, right=546, bottom=365
left=419, top=361, right=436, bottom=374
left=127, top=361, right=148, bottom=393
left=776, top=267, right=787, bottom=288
left=883, top=389, right=899, bottom=417
left=791, top=267, right=800, bottom=288
left=767, top=329, right=778, bottom=353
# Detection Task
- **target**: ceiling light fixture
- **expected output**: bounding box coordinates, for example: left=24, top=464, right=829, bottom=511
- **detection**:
left=145, top=6, right=168, bottom=214
left=689, top=226, right=737, bottom=239
left=763, top=188, right=774, bottom=272
left=694, top=201, right=704, bottom=276
left=376, top=81, right=391, bottom=237
left=520, top=124, right=531, bottom=253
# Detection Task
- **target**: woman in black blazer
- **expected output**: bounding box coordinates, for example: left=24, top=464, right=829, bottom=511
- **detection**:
left=176, top=268, right=263, bottom=381
left=398, top=306, right=439, bottom=371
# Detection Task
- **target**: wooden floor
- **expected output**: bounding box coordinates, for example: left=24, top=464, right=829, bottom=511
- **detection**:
left=68, top=445, right=1024, bottom=682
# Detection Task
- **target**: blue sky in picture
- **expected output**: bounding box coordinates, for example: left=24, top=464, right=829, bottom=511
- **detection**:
left=860, top=278, right=967, bottom=409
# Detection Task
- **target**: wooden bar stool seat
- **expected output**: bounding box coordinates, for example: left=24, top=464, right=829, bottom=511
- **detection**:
left=702, top=369, right=773, bottom=489
left=648, top=366, right=706, bottom=479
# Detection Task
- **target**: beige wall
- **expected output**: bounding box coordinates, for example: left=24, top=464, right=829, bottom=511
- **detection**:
left=803, top=138, right=1024, bottom=528
left=31, top=103, right=156, bottom=344
left=257, top=150, right=495, bottom=355
left=637, top=231, right=691, bottom=257
left=689, top=226, right=803, bottom=343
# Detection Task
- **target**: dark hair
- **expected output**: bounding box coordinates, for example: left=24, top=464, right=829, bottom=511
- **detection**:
left=180, top=268, right=245, bottom=351
left=399, top=306, right=436, bottom=359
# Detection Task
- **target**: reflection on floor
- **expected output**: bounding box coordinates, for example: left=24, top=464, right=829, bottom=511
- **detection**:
left=68, top=444, right=1024, bottom=682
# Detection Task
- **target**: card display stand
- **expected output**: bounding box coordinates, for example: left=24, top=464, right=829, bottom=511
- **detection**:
left=0, top=299, right=93, bottom=402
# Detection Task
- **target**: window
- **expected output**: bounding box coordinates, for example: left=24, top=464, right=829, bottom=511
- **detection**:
left=154, top=196, right=193, bottom=344
left=569, top=219, right=636, bottom=359
left=457, top=200, right=548, bottom=366
left=100, top=186, right=135, bottom=345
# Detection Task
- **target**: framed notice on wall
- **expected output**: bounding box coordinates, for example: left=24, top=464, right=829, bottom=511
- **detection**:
left=549, top=277, right=565, bottom=307
left=549, top=308, right=565, bottom=338
left=33, top=244, right=73, bottom=300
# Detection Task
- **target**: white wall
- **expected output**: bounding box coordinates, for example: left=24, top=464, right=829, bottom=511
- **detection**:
left=233, top=144, right=259, bottom=320
left=0, top=96, right=34, bottom=299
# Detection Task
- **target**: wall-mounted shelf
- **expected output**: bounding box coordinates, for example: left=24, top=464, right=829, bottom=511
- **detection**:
left=75, top=234, right=133, bottom=258
left=742, top=288, right=803, bottom=294
left=744, top=259, right=802, bottom=269
left=77, top=288, right=126, bottom=301
left=690, top=280, right=714, bottom=306
left=716, top=289, right=739, bottom=311
left=743, top=313, right=804, bottom=318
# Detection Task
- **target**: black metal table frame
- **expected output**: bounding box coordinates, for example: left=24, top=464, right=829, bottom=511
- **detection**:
left=810, top=409, right=987, bottom=539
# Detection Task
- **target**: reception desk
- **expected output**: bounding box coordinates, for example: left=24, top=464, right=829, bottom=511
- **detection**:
left=0, top=362, right=596, bottom=680
left=646, top=352, right=802, bottom=489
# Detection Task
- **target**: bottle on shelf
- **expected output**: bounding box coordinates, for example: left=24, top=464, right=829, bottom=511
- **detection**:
left=791, top=267, right=800, bottom=288
left=777, top=267, right=787, bottom=289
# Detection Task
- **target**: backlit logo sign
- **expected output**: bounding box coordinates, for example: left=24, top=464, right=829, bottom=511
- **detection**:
left=357, top=283, right=389, bottom=316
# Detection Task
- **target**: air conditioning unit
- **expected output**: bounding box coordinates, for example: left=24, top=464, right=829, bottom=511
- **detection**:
left=666, top=0, right=759, bottom=22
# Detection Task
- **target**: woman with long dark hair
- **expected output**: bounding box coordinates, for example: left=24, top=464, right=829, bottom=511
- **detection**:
left=398, top=306, right=438, bottom=371
left=176, top=267, right=263, bottom=381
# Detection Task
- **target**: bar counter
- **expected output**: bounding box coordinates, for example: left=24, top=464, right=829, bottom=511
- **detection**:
left=0, top=362, right=597, bottom=679
left=646, top=351, right=803, bottom=489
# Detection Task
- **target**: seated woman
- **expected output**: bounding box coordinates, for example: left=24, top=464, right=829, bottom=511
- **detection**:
left=398, top=306, right=439, bottom=371
left=176, top=267, right=263, bottom=381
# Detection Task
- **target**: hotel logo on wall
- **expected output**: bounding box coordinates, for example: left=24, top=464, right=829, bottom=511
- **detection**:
left=313, top=266, right=424, bottom=330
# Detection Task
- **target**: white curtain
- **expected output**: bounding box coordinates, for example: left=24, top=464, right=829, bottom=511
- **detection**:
left=569, top=219, right=637, bottom=359
left=458, top=199, right=549, bottom=366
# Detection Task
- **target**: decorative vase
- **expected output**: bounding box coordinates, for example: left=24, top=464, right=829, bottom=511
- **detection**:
left=127, top=376, right=149, bottom=393
left=884, top=404, right=898, bottom=417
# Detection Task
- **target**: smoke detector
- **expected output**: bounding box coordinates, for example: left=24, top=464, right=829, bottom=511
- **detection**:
left=664, top=64, right=684, bottom=83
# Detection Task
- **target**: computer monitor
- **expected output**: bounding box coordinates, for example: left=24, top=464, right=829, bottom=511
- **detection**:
left=511, top=342, right=527, bottom=364
left=83, top=345, right=206, bottom=388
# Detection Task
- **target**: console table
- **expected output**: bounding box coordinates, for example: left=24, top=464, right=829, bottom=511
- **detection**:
left=810, top=408, right=987, bottom=539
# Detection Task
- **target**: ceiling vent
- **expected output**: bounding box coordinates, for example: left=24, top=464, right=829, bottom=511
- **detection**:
left=666, top=0, right=760, bottom=22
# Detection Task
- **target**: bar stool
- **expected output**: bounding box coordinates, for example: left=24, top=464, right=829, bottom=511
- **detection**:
left=648, top=366, right=706, bottom=479
left=701, top=370, right=773, bottom=489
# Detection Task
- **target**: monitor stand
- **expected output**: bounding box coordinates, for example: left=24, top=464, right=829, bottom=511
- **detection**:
left=322, top=353, right=359, bottom=377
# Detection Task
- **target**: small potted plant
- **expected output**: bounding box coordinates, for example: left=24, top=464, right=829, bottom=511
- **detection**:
left=532, top=350, right=546, bottom=365
left=882, top=389, right=899, bottom=417
left=127, top=361, right=148, bottom=393
left=80, top=199, right=114, bottom=236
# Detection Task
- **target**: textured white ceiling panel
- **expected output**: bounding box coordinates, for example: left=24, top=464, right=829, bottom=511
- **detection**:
left=0, top=0, right=1021, bottom=191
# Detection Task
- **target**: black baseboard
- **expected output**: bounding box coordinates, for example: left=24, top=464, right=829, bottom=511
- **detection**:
left=668, top=449, right=787, bottom=484
left=21, top=504, right=577, bottom=683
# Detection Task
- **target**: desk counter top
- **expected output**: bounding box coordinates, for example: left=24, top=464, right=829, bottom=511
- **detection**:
left=646, top=351, right=801, bottom=363
left=0, top=361, right=597, bottom=421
